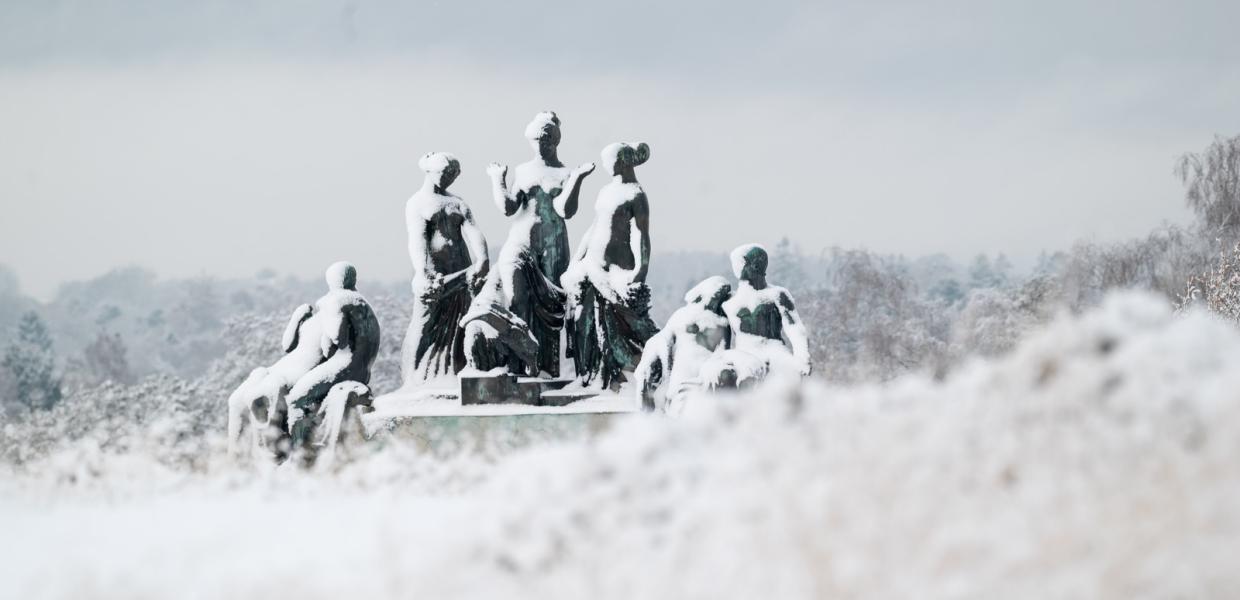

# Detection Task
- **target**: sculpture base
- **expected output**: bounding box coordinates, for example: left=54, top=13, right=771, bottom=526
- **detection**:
left=540, top=389, right=606, bottom=407
left=460, top=374, right=593, bottom=406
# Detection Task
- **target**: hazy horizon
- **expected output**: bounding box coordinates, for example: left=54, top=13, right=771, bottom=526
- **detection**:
left=2, top=0, right=1237, bottom=299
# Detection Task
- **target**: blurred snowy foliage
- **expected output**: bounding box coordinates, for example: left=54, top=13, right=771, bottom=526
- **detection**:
left=0, top=291, right=409, bottom=468
left=2, top=311, right=62, bottom=413
left=1, top=293, right=1238, bottom=598
left=1179, top=242, right=1240, bottom=322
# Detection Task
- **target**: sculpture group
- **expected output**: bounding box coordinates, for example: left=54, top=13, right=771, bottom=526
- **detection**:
left=227, top=111, right=813, bottom=462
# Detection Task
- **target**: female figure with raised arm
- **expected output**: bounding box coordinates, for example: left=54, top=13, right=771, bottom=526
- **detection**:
left=400, top=152, right=490, bottom=387
left=562, top=142, right=659, bottom=390
left=461, top=112, right=594, bottom=377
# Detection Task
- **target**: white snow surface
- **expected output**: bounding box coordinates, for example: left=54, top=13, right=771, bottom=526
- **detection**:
left=2, top=293, right=1240, bottom=598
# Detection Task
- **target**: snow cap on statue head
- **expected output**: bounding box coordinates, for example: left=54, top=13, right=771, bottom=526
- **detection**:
left=730, top=244, right=768, bottom=281
left=684, top=276, right=732, bottom=305
left=418, top=151, right=458, bottom=174
left=601, top=142, right=650, bottom=176
left=326, top=261, right=357, bottom=291
left=419, top=152, right=460, bottom=188
left=525, top=111, right=560, bottom=142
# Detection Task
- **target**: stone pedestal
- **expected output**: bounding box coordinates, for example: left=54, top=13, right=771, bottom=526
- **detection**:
left=461, top=374, right=539, bottom=405
left=540, top=389, right=603, bottom=407
left=460, top=374, right=593, bottom=406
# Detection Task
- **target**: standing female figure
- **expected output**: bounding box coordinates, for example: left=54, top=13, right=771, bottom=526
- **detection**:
left=400, top=152, right=489, bottom=387
left=463, top=112, right=594, bottom=377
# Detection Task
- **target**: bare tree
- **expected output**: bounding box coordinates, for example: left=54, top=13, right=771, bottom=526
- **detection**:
left=801, top=249, right=949, bottom=383
left=1176, top=134, right=1240, bottom=242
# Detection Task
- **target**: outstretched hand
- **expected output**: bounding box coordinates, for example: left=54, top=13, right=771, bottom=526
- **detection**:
left=574, top=162, right=596, bottom=178
left=486, top=163, right=508, bottom=181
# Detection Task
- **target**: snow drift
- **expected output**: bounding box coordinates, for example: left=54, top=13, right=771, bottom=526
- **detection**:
left=1, top=293, right=1238, bottom=599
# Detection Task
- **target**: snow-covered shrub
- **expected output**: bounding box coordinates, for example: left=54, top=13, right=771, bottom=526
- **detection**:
left=949, top=275, right=1059, bottom=361
left=801, top=249, right=950, bottom=382
left=365, top=292, right=409, bottom=395
left=0, top=374, right=223, bottom=469
left=1178, top=242, right=1240, bottom=321
left=1057, top=225, right=1210, bottom=309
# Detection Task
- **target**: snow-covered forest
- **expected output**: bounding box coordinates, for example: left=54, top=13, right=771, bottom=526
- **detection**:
left=2, top=134, right=1239, bottom=597
left=4, top=137, right=1237, bottom=413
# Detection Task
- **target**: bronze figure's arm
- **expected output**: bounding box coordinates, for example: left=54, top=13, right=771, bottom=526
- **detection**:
left=487, top=163, right=522, bottom=216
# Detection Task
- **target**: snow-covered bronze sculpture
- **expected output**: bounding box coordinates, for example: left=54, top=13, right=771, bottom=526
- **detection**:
left=722, top=244, right=812, bottom=378
left=399, top=152, right=490, bottom=386
left=227, top=262, right=380, bottom=460
left=634, top=276, right=734, bottom=412
left=226, top=299, right=327, bottom=455
left=285, top=262, right=381, bottom=452
left=461, top=112, right=594, bottom=377
left=563, top=142, right=658, bottom=389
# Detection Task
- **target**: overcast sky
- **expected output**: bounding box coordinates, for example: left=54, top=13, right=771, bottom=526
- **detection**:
left=1, top=0, right=1238, bottom=299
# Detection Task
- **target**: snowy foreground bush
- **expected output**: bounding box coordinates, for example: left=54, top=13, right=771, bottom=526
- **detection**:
left=1, top=293, right=1238, bottom=599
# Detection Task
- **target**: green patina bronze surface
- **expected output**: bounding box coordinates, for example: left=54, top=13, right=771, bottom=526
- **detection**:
left=732, top=245, right=796, bottom=341
left=527, top=185, right=571, bottom=282
left=567, top=142, right=658, bottom=390
left=285, top=267, right=381, bottom=461
left=460, top=374, right=541, bottom=405
left=569, top=281, right=658, bottom=390
left=735, top=302, right=786, bottom=340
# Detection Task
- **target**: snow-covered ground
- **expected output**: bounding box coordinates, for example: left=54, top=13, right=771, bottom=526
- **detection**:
left=2, top=293, right=1238, bottom=599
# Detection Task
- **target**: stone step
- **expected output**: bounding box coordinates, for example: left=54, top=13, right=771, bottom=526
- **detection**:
left=462, top=375, right=600, bottom=407
left=520, top=377, right=574, bottom=391
left=539, top=389, right=602, bottom=407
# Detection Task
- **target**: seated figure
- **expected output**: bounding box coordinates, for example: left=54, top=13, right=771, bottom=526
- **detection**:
left=563, top=142, right=659, bottom=390
left=634, top=277, right=734, bottom=413
left=284, top=262, right=381, bottom=456
left=399, top=152, right=489, bottom=387
left=462, top=112, right=594, bottom=377
left=226, top=301, right=325, bottom=455
left=721, top=244, right=812, bottom=378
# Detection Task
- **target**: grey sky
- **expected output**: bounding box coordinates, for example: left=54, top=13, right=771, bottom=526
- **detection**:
left=1, top=0, right=1237, bottom=299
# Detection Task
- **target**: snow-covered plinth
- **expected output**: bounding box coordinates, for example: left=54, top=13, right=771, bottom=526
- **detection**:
left=367, top=392, right=634, bottom=419
left=362, top=385, right=639, bottom=439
